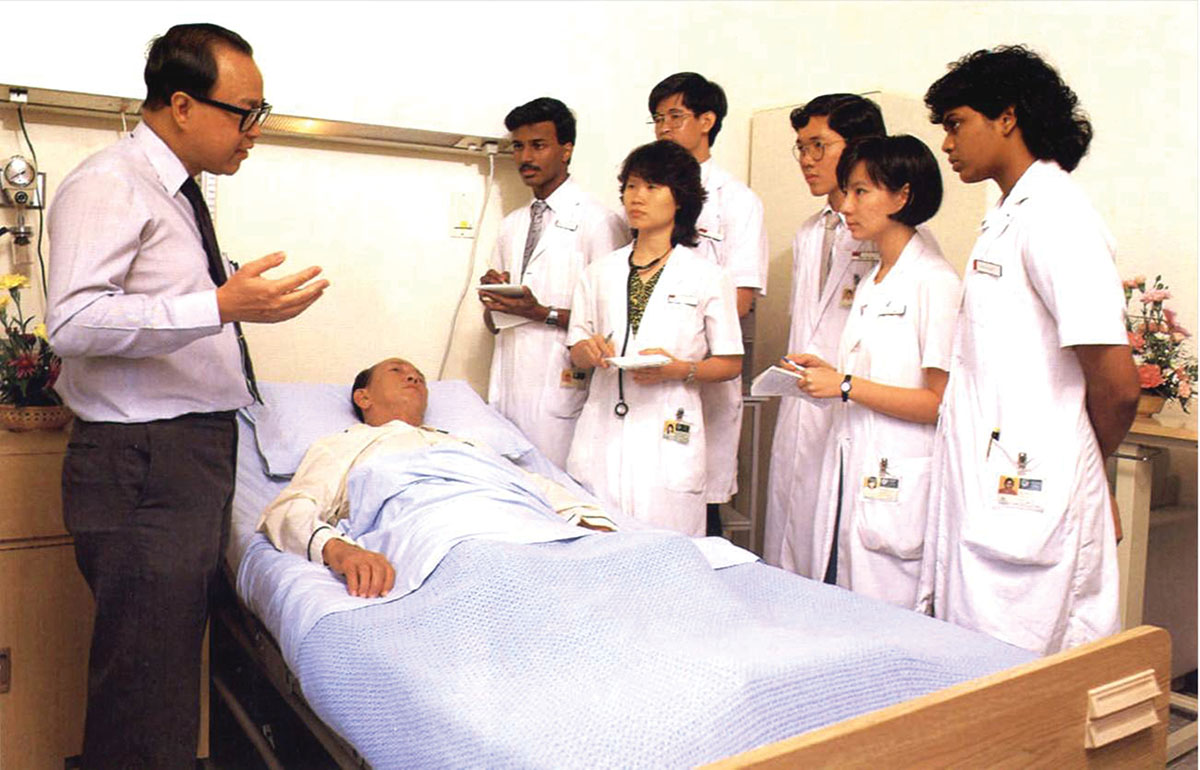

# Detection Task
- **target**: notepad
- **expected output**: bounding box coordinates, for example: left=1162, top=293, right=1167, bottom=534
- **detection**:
left=750, top=365, right=806, bottom=397
left=476, top=283, right=527, bottom=297
left=604, top=354, right=672, bottom=370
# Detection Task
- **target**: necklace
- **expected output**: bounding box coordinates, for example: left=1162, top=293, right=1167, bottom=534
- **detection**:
left=628, top=243, right=672, bottom=272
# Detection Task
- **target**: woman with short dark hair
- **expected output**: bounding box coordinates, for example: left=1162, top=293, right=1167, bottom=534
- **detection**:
left=782, top=133, right=959, bottom=608
left=565, top=140, right=742, bottom=535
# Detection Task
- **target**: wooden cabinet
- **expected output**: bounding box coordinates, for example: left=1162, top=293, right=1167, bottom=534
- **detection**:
left=0, top=429, right=91, bottom=769
left=0, top=429, right=211, bottom=768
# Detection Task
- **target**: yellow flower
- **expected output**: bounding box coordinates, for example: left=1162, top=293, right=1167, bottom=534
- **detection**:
left=0, top=274, right=29, bottom=291
left=33, top=322, right=47, bottom=340
left=0, top=292, right=7, bottom=309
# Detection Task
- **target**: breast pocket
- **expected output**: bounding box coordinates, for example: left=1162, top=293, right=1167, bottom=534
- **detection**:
left=961, top=442, right=1069, bottom=567
left=855, top=455, right=930, bottom=560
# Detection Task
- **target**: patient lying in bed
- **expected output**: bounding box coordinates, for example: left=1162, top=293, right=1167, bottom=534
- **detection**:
left=256, top=357, right=615, bottom=597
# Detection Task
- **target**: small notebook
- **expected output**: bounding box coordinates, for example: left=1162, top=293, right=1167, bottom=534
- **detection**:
left=750, top=365, right=811, bottom=398
left=604, top=354, right=672, bottom=370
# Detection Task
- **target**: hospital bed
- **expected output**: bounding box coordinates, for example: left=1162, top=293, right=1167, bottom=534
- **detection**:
left=217, top=380, right=1171, bottom=768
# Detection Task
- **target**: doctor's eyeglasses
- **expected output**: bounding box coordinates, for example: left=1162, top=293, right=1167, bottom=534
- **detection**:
left=792, top=138, right=844, bottom=162
left=647, top=110, right=693, bottom=129
left=186, top=93, right=273, bottom=133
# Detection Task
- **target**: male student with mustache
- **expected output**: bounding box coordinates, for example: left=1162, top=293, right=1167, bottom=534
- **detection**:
left=479, top=97, right=629, bottom=467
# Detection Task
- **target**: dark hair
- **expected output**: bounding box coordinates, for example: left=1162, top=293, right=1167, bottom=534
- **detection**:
left=618, top=140, right=707, bottom=248
left=924, top=45, right=1092, bottom=171
left=143, top=23, right=253, bottom=110
left=790, top=93, right=886, bottom=142
left=504, top=97, right=576, bottom=146
left=351, top=365, right=374, bottom=422
left=648, top=72, right=728, bottom=146
left=835, top=135, right=943, bottom=227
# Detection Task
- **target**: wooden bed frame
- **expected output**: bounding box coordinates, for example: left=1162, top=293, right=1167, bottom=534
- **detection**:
left=213, top=566, right=1170, bottom=769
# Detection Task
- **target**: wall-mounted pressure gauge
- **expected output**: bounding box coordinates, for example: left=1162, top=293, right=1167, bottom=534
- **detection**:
left=0, top=155, right=43, bottom=209
left=2, top=156, right=35, bottom=189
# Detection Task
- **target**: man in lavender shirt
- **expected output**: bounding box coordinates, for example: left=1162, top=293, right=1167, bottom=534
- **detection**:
left=47, top=24, right=326, bottom=769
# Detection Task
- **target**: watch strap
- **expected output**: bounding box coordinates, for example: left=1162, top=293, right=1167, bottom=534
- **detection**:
left=841, top=374, right=853, bottom=402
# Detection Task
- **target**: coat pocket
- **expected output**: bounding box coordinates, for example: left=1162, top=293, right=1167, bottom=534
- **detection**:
left=961, top=445, right=1068, bottom=567
left=855, top=455, right=930, bottom=560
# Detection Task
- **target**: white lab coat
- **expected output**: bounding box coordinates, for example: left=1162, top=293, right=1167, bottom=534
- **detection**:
left=917, top=161, right=1127, bottom=655
left=802, top=229, right=960, bottom=608
left=566, top=244, right=743, bottom=534
left=693, top=160, right=769, bottom=503
left=487, top=177, right=629, bottom=467
left=766, top=207, right=876, bottom=571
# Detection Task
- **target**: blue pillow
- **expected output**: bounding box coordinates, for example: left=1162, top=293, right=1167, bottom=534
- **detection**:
left=242, top=380, right=533, bottom=478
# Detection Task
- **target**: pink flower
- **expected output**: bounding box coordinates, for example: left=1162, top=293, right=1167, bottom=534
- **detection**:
left=1138, top=364, right=1166, bottom=389
left=12, top=353, right=37, bottom=378
left=1141, top=289, right=1172, bottom=303
left=1127, top=331, right=1145, bottom=351
left=1122, top=278, right=1140, bottom=289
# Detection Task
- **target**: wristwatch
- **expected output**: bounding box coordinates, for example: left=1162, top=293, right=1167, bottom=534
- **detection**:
left=544, top=307, right=560, bottom=327
left=840, top=374, right=853, bottom=402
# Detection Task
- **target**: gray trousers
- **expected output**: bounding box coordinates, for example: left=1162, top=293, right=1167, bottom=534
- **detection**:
left=63, top=412, right=236, bottom=770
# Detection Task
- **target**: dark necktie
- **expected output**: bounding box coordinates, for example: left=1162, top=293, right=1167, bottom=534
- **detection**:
left=180, top=177, right=262, bottom=403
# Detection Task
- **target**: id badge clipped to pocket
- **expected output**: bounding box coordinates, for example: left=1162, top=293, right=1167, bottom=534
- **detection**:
left=662, top=408, right=692, bottom=444
left=560, top=368, right=588, bottom=390
left=995, top=452, right=1045, bottom=511
left=861, top=458, right=899, bottom=502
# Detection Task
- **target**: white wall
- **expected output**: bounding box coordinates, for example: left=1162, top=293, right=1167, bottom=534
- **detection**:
left=3, top=0, right=1195, bottom=412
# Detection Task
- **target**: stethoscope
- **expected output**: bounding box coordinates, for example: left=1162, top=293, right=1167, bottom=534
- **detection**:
left=613, top=243, right=671, bottom=419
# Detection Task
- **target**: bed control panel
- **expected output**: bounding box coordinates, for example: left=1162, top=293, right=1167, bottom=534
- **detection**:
left=1084, top=668, right=1162, bottom=749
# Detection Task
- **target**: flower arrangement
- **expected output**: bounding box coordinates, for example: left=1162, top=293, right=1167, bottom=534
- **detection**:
left=1124, top=274, right=1197, bottom=412
left=0, top=273, right=63, bottom=407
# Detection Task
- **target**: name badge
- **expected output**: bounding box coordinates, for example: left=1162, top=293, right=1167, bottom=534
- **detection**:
left=973, top=259, right=1003, bottom=277
left=560, top=368, right=588, bottom=390
left=861, top=475, right=899, bottom=502
left=996, top=474, right=1044, bottom=511
left=553, top=218, right=579, bottom=232
left=852, top=250, right=880, bottom=262
left=667, top=294, right=699, bottom=306
left=878, top=302, right=907, bottom=317
left=662, top=419, right=692, bottom=444
left=697, top=226, right=724, bottom=242
left=840, top=273, right=863, bottom=308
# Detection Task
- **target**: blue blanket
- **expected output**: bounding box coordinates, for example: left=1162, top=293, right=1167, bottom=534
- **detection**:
left=287, top=534, right=1033, bottom=768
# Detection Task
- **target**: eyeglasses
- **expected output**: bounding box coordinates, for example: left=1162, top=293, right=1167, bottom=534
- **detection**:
left=647, top=109, right=693, bottom=129
left=187, top=93, right=272, bottom=133
left=792, top=138, right=843, bottom=162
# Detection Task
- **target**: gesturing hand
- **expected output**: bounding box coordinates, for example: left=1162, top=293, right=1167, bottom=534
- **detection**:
left=216, top=252, right=329, bottom=324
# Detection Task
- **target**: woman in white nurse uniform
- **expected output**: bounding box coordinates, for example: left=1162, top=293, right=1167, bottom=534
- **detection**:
left=566, top=140, right=743, bottom=535
left=785, top=135, right=959, bottom=608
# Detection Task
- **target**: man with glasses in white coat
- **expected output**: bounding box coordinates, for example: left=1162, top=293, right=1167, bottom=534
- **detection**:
left=766, top=94, right=885, bottom=572
left=647, top=72, right=768, bottom=536
left=479, top=97, right=629, bottom=468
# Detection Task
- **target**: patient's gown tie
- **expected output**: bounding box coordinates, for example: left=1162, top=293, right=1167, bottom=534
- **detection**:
left=181, top=176, right=263, bottom=404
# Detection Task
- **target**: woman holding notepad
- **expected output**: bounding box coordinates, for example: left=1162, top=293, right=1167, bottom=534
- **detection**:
left=565, top=140, right=743, bottom=535
left=780, top=135, right=960, bottom=608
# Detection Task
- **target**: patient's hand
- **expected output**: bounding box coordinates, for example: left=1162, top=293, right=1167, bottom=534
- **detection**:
left=323, top=539, right=396, bottom=598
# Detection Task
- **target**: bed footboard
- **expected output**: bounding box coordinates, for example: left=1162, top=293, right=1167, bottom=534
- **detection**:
left=709, top=625, right=1171, bottom=769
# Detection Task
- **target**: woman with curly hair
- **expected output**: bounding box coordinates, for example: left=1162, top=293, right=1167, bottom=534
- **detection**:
left=566, top=140, right=743, bottom=534
left=917, top=46, right=1139, bottom=655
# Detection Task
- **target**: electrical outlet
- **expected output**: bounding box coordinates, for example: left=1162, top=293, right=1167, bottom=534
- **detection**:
left=450, top=191, right=475, bottom=238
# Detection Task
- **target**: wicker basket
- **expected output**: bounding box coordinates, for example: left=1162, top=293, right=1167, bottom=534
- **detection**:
left=0, top=404, right=74, bottom=432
